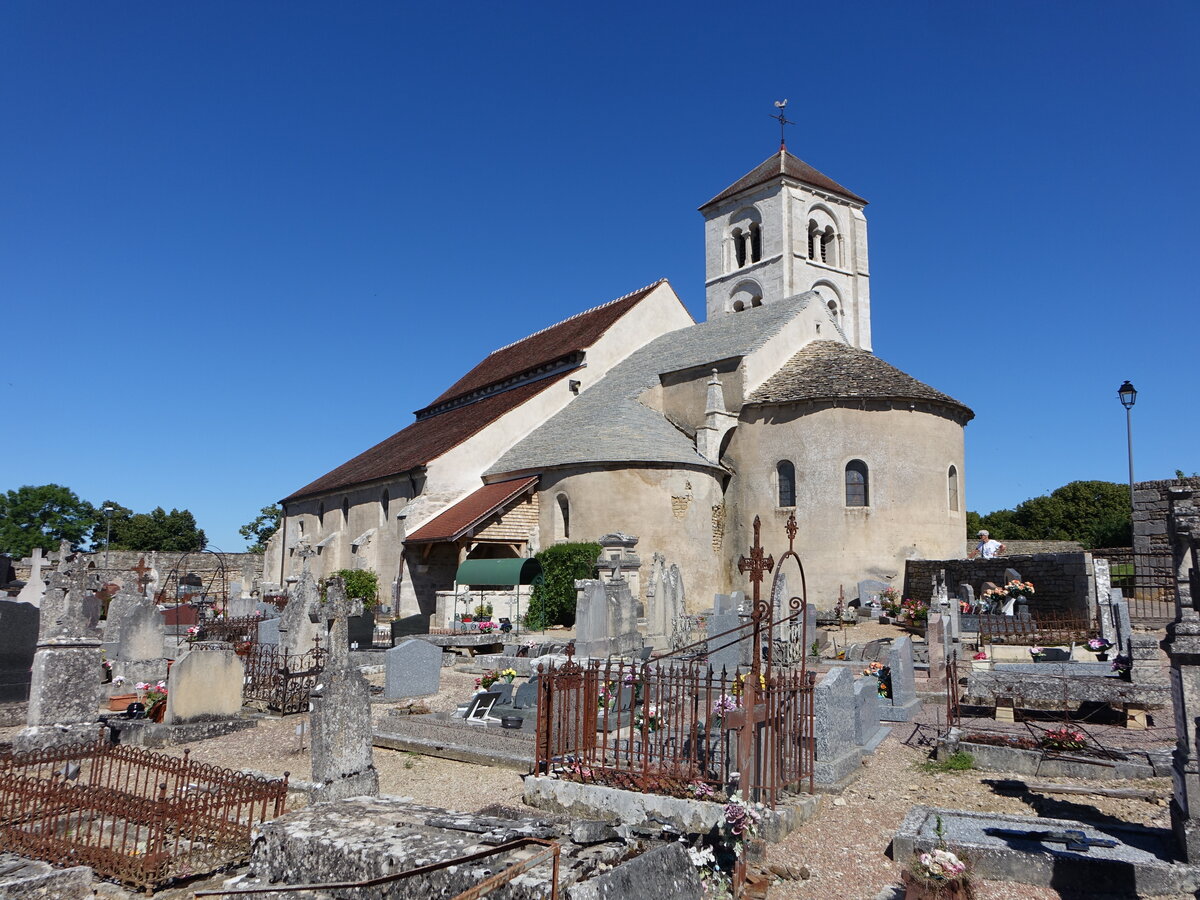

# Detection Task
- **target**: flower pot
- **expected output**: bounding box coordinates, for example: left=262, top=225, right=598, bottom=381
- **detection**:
left=108, top=693, right=138, bottom=712
left=1096, top=652, right=1110, bottom=662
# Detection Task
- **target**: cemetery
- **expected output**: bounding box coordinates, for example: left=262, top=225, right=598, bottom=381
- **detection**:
left=0, top=483, right=1197, bottom=897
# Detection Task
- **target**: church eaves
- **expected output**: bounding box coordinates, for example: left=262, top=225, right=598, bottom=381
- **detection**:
left=699, top=149, right=868, bottom=210
left=746, top=340, right=974, bottom=420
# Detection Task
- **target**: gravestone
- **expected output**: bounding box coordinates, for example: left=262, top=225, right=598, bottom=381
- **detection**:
left=0, top=600, right=39, bottom=702
left=164, top=644, right=244, bottom=724
left=115, top=599, right=167, bottom=686
left=958, top=584, right=975, bottom=610
left=1113, top=591, right=1133, bottom=656
left=858, top=579, right=890, bottom=607
left=645, top=553, right=684, bottom=646
left=574, top=578, right=642, bottom=659
left=513, top=676, right=539, bottom=709
left=309, top=576, right=379, bottom=802
left=878, top=636, right=920, bottom=722
left=227, top=582, right=257, bottom=618
left=17, top=546, right=106, bottom=749
left=384, top=639, right=442, bottom=699
left=706, top=608, right=750, bottom=673
left=927, top=613, right=946, bottom=678
left=102, top=585, right=142, bottom=650
left=16, top=547, right=49, bottom=606
left=1004, top=567, right=1022, bottom=585
left=279, top=569, right=323, bottom=656
left=257, top=616, right=281, bottom=647
left=596, top=533, right=642, bottom=605
left=1094, top=558, right=1117, bottom=644
left=853, top=676, right=885, bottom=751
left=713, top=591, right=744, bottom=616
left=813, top=667, right=861, bottom=785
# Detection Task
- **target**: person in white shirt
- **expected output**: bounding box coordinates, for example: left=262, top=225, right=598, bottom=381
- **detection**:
left=970, top=530, right=1005, bottom=559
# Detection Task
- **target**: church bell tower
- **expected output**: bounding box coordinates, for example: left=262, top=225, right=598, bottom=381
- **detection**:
left=699, top=147, right=873, bottom=350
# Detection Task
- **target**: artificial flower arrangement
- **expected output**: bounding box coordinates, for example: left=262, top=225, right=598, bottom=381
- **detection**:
left=1029, top=645, right=1046, bottom=660
left=689, top=779, right=716, bottom=800
left=186, top=625, right=201, bottom=642
left=1040, top=726, right=1087, bottom=752
left=900, top=597, right=930, bottom=625
left=730, top=671, right=767, bottom=697
left=722, top=792, right=764, bottom=856
left=1111, top=654, right=1133, bottom=679
left=475, top=670, right=500, bottom=690
left=879, top=586, right=903, bottom=617
left=903, top=815, right=973, bottom=899
left=634, top=704, right=664, bottom=733
left=982, top=580, right=1036, bottom=608
left=477, top=620, right=496, bottom=633
left=972, top=651, right=988, bottom=661
left=597, top=684, right=614, bottom=709
left=1087, top=637, right=1113, bottom=654
left=710, top=693, right=739, bottom=725
left=500, top=668, right=517, bottom=683
left=136, top=680, right=168, bottom=705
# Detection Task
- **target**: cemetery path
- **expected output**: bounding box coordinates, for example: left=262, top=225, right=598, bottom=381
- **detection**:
left=764, top=725, right=1180, bottom=900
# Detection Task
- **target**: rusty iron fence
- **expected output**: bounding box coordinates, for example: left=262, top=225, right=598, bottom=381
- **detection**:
left=242, top=642, right=326, bottom=715
left=202, top=615, right=262, bottom=646
left=0, top=732, right=288, bottom=891
left=1094, top=547, right=1177, bottom=625
left=536, top=513, right=816, bottom=817
left=976, top=612, right=1096, bottom=647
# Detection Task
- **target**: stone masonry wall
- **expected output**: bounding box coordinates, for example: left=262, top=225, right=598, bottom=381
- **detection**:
left=13, top=549, right=263, bottom=591
left=1135, top=477, right=1200, bottom=559
left=903, top=552, right=1096, bottom=618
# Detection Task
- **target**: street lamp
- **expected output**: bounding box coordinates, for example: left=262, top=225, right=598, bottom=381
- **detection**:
left=103, top=506, right=114, bottom=569
left=1118, top=381, right=1137, bottom=511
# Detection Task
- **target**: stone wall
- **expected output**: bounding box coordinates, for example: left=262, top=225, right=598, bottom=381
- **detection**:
left=1135, top=477, right=1200, bottom=559
left=12, top=549, right=263, bottom=593
left=903, top=552, right=1096, bottom=618
left=961, top=540, right=1084, bottom=556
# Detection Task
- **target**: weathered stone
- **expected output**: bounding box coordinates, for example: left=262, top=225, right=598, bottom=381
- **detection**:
left=0, top=600, right=39, bottom=703
left=814, top=667, right=861, bottom=785
left=384, top=638, right=442, bottom=699
left=0, top=853, right=92, bottom=899
left=878, top=636, right=920, bottom=722
left=570, top=819, right=618, bottom=844
left=567, top=843, right=703, bottom=900
left=165, top=644, right=243, bottom=724
left=575, top=578, right=642, bottom=659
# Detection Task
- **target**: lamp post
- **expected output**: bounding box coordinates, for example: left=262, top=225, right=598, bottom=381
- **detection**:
left=103, top=506, right=114, bottom=569
left=1118, top=380, right=1137, bottom=511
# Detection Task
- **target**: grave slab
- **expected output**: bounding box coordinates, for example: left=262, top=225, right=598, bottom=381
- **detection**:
left=384, top=639, right=442, bottom=699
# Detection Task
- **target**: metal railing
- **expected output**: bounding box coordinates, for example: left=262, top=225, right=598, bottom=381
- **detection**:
left=977, top=612, right=1096, bottom=647
left=242, top=642, right=326, bottom=715
left=0, top=731, right=288, bottom=891
left=202, top=615, right=263, bottom=646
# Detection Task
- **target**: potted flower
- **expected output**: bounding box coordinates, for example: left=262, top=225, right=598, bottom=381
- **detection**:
left=476, top=670, right=500, bottom=690
left=145, top=681, right=168, bottom=723
left=478, top=620, right=497, bottom=634
left=903, top=847, right=973, bottom=899
left=107, top=676, right=138, bottom=712
left=1040, top=726, right=1087, bottom=752
left=971, top=650, right=990, bottom=671
left=711, top=693, right=739, bottom=728
left=500, top=668, right=517, bottom=684
left=1111, top=654, right=1133, bottom=681
left=474, top=603, right=493, bottom=622
left=186, top=625, right=201, bottom=643
left=634, top=704, right=664, bottom=733
left=1029, top=646, right=1046, bottom=662
left=1086, top=638, right=1113, bottom=662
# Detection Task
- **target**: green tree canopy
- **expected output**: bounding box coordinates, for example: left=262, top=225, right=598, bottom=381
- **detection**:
left=101, top=506, right=207, bottom=552
left=969, top=480, right=1131, bottom=549
left=525, top=542, right=601, bottom=629
left=0, top=484, right=98, bottom=557
left=240, top=504, right=282, bottom=553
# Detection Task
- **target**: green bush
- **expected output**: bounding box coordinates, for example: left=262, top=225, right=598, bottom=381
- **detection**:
left=525, top=542, right=601, bottom=630
left=325, top=568, right=379, bottom=610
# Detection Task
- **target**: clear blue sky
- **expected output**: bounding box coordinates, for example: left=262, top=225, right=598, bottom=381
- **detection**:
left=2, top=1, right=1196, bottom=552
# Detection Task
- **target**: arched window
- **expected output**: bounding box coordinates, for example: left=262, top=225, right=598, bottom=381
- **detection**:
left=948, top=466, right=960, bottom=512
left=777, top=461, right=796, bottom=507
left=808, top=216, right=838, bottom=266
left=556, top=494, right=571, bottom=541
left=381, top=489, right=390, bottom=523
left=845, top=460, right=869, bottom=507
left=749, top=223, right=762, bottom=263
left=732, top=228, right=747, bottom=268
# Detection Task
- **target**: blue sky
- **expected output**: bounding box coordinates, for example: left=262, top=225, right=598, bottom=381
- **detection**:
left=2, top=1, right=1196, bottom=552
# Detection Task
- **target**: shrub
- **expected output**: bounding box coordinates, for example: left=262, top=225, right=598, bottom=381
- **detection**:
left=325, top=568, right=379, bottom=610
left=525, top=542, right=601, bottom=629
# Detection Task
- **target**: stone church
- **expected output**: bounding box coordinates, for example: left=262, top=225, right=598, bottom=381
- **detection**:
left=264, top=147, right=973, bottom=618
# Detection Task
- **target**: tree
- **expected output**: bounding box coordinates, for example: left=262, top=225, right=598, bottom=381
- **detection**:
left=323, top=568, right=379, bottom=610
left=240, top=504, right=282, bottom=553
left=0, top=484, right=98, bottom=558
left=105, top=506, right=206, bottom=552
left=526, top=542, right=601, bottom=629
left=968, top=480, right=1131, bottom=549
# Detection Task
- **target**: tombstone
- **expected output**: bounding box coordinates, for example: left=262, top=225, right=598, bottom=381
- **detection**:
left=1112, top=590, right=1133, bottom=656
left=646, top=554, right=684, bottom=645
left=1094, top=558, right=1117, bottom=644
left=0, top=600, right=39, bottom=702
left=16, top=548, right=49, bottom=606
left=931, top=569, right=950, bottom=612
left=513, top=676, right=539, bottom=709
left=164, top=643, right=244, bottom=724
left=878, top=636, right=920, bottom=722
left=958, top=584, right=975, bottom=610
left=706, top=608, right=750, bottom=673
left=853, top=676, right=884, bottom=751
left=257, top=617, right=281, bottom=647
left=115, top=599, right=167, bottom=686
left=1003, top=567, right=1022, bottom=585
left=383, top=639, right=442, bottom=699
left=17, top=547, right=106, bottom=749
left=574, top=579, right=642, bottom=659
left=926, top=613, right=946, bottom=677
left=858, top=579, right=890, bottom=608
left=813, top=668, right=861, bottom=785
left=595, top=533, right=642, bottom=604
left=226, top=581, right=257, bottom=619
left=713, top=591, right=744, bottom=616
left=279, top=569, right=323, bottom=657
left=102, top=585, right=142, bottom=650
left=309, top=576, right=379, bottom=802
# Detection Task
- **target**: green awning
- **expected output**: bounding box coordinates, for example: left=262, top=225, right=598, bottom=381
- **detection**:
left=455, top=557, right=542, bottom=587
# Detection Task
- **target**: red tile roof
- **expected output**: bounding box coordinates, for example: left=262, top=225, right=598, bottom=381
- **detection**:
left=425, top=280, right=665, bottom=408
left=406, top=476, right=539, bottom=544
left=282, top=380, right=555, bottom=502
left=700, top=149, right=868, bottom=210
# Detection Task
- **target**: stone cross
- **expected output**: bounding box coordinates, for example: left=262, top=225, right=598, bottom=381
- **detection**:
left=20, top=548, right=48, bottom=582
left=295, top=540, right=316, bottom=573
left=317, top=575, right=362, bottom=673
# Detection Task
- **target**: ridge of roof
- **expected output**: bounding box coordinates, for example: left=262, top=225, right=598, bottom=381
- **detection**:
left=425, top=279, right=668, bottom=408
left=746, top=340, right=973, bottom=418
left=700, top=149, right=868, bottom=210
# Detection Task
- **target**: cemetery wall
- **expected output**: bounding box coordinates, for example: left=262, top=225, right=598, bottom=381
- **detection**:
left=960, top=540, right=1084, bottom=556
left=1134, top=476, right=1200, bottom=558
left=903, top=552, right=1096, bottom=617
left=13, top=549, right=263, bottom=590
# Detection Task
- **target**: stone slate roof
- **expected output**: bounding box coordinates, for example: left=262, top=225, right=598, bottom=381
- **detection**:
left=406, top=476, right=538, bottom=544
left=700, top=149, right=868, bottom=210
left=487, top=294, right=823, bottom=475
left=424, top=280, right=665, bottom=408
left=747, top=340, right=973, bottom=418
left=283, top=283, right=665, bottom=503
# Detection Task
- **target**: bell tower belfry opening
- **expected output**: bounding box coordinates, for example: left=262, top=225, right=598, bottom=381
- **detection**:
left=699, top=146, right=873, bottom=350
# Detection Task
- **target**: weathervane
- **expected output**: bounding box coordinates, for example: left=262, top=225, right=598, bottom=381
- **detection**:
left=770, top=99, right=793, bottom=149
